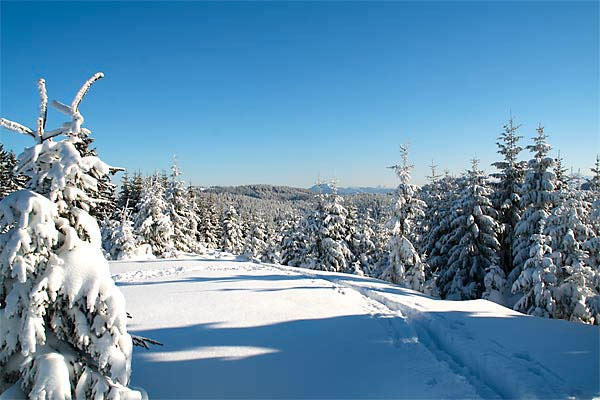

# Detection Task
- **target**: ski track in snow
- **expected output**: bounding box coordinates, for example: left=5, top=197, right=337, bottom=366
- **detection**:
left=264, top=263, right=502, bottom=399
left=112, top=256, right=600, bottom=399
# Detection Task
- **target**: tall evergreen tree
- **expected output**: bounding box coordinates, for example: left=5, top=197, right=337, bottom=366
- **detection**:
left=200, top=195, right=221, bottom=249
left=554, top=150, right=569, bottom=191
left=380, top=145, right=429, bottom=291
left=221, top=205, right=244, bottom=254
left=422, top=172, right=460, bottom=276
left=491, top=115, right=526, bottom=277
left=511, top=124, right=558, bottom=284
left=167, top=159, right=196, bottom=253
left=438, top=159, right=501, bottom=300
left=544, top=190, right=599, bottom=323
left=243, top=215, right=268, bottom=261
left=305, top=185, right=356, bottom=274
left=117, top=170, right=131, bottom=210
left=134, top=174, right=174, bottom=256
left=589, top=155, right=600, bottom=192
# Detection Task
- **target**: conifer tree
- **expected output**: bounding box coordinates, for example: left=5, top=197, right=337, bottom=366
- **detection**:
left=422, top=172, right=460, bottom=275
left=243, top=216, right=268, bottom=261
left=544, top=190, right=599, bottom=323
left=380, top=145, right=428, bottom=291
left=512, top=230, right=558, bottom=318
left=438, top=159, right=502, bottom=300
left=104, top=207, right=140, bottom=260
left=511, top=125, right=558, bottom=284
left=200, top=195, right=220, bottom=249
left=491, top=115, right=526, bottom=277
left=134, top=173, right=174, bottom=257
left=589, top=155, right=600, bottom=192
left=221, top=205, right=244, bottom=254
left=0, top=144, right=26, bottom=199
left=280, top=217, right=309, bottom=267
left=117, top=170, right=131, bottom=210
left=127, top=172, right=144, bottom=212
left=347, top=207, right=378, bottom=274
left=167, top=159, right=196, bottom=254
left=0, top=74, right=142, bottom=398
left=306, top=186, right=356, bottom=274
left=554, top=150, right=569, bottom=191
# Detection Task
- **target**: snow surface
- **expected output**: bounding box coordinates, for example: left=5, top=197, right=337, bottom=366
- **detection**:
left=111, top=252, right=599, bottom=399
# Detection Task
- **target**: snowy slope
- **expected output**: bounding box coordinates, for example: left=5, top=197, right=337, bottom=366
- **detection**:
left=112, top=253, right=599, bottom=399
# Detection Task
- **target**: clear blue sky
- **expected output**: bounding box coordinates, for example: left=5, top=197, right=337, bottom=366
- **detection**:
left=1, top=1, right=598, bottom=187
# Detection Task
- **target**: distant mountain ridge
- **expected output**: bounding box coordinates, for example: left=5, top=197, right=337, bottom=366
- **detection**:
left=308, top=183, right=395, bottom=195
left=201, top=183, right=395, bottom=201
left=204, top=184, right=314, bottom=201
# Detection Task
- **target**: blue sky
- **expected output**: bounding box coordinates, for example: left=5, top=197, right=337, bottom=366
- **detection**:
left=1, top=1, right=598, bottom=187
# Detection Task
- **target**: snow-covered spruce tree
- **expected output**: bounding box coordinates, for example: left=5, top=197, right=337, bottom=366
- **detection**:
left=416, top=160, right=442, bottom=255
left=0, top=144, right=26, bottom=199
left=512, top=228, right=558, bottom=318
left=347, top=206, right=378, bottom=275
left=490, top=115, right=526, bottom=277
left=186, top=185, right=205, bottom=253
left=134, top=173, right=174, bottom=257
left=582, top=158, right=600, bottom=270
left=116, top=171, right=131, bottom=211
left=511, top=125, right=558, bottom=285
left=126, top=172, right=144, bottom=213
left=544, top=189, right=599, bottom=324
left=589, top=155, right=600, bottom=192
left=280, top=217, right=309, bottom=267
left=104, top=207, right=140, bottom=261
left=66, top=123, right=120, bottom=221
left=166, top=159, right=197, bottom=254
left=0, top=74, right=142, bottom=398
left=553, top=151, right=569, bottom=192
left=380, top=145, right=429, bottom=291
left=437, top=159, right=502, bottom=301
left=305, top=187, right=356, bottom=274
left=199, top=195, right=220, bottom=249
left=221, top=205, right=244, bottom=254
left=242, top=216, right=267, bottom=261
left=261, top=216, right=283, bottom=264
left=422, top=172, right=461, bottom=277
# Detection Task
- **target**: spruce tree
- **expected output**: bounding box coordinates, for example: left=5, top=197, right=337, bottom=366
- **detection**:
left=221, top=205, right=244, bottom=254
left=306, top=187, right=356, bottom=274
left=167, top=159, right=196, bottom=254
left=280, top=217, right=309, bottom=267
left=134, top=173, right=174, bottom=257
left=589, top=155, right=600, bottom=192
left=511, top=124, right=558, bottom=284
left=200, top=195, right=220, bottom=249
left=243, top=216, right=268, bottom=261
left=512, top=230, right=558, bottom=318
left=422, top=172, right=461, bottom=276
left=0, top=144, right=27, bottom=199
left=553, top=150, right=569, bottom=191
left=545, top=190, right=599, bottom=323
left=438, top=159, right=502, bottom=300
left=0, top=74, right=142, bottom=398
left=117, top=170, right=131, bottom=210
left=491, top=115, right=526, bottom=277
left=380, top=145, right=428, bottom=291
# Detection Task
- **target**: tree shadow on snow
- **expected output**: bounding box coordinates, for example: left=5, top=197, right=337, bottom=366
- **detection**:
left=128, top=310, right=599, bottom=399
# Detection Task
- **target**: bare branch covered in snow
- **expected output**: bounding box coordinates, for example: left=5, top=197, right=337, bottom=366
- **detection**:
left=0, top=118, right=35, bottom=138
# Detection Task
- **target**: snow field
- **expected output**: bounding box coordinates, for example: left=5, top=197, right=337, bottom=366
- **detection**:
left=112, top=255, right=599, bottom=399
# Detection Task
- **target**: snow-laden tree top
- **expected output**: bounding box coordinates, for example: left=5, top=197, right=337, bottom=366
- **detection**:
left=0, top=73, right=104, bottom=143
